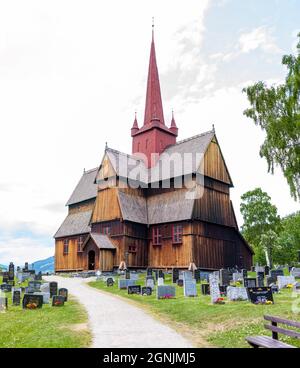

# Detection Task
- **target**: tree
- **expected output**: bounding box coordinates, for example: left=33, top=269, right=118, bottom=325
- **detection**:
left=240, top=188, right=281, bottom=265
left=274, top=211, right=300, bottom=264
left=243, top=33, right=300, bottom=201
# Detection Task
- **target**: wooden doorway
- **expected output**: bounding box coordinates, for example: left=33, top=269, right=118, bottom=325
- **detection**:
left=88, top=250, right=96, bottom=270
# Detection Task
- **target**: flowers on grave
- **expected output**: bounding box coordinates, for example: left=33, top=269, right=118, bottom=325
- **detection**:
left=254, top=299, right=273, bottom=305
left=234, top=281, right=242, bottom=287
left=54, top=300, right=64, bottom=306
left=286, top=284, right=293, bottom=289
left=26, top=302, right=38, bottom=309
left=162, top=294, right=174, bottom=299
left=214, top=297, right=225, bottom=305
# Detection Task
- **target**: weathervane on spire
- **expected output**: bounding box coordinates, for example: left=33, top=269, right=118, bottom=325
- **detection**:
left=152, top=17, right=154, bottom=40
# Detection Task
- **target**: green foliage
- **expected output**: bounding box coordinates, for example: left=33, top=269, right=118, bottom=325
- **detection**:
left=243, top=33, right=300, bottom=200
left=274, top=211, right=300, bottom=264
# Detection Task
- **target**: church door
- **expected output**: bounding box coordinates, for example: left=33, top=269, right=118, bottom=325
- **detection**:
left=88, top=250, right=96, bottom=270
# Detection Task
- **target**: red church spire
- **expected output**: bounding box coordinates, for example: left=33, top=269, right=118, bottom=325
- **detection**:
left=143, top=24, right=165, bottom=126
left=131, top=112, right=139, bottom=135
left=170, top=110, right=178, bottom=135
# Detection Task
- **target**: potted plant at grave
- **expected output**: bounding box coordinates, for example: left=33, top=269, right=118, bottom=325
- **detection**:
left=214, top=297, right=225, bottom=305
left=54, top=300, right=64, bottom=306
left=26, top=302, right=38, bottom=309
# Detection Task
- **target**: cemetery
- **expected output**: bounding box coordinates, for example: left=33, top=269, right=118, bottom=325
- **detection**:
left=89, top=266, right=300, bottom=348
left=0, top=263, right=91, bottom=348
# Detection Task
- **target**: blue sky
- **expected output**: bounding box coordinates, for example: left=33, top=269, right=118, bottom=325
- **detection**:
left=0, top=0, right=299, bottom=265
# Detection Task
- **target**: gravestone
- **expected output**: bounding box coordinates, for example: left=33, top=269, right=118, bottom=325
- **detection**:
left=157, top=285, right=176, bottom=299
left=41, top=283, right=50, bottom=293
left=146, top=278, right=155, bottom=290
left=219, top=285, right=227, bottom=296
left=209, top=273, right=220, bottom=304
left=52, top=295, right=65, bottom=307
left=264, top=266, right=270, bottom=276
left=270, top=284, right=279, bottom=293
left=201, top=284, right=210, bottom=295
left=128, top=285, right=141, bottom=295
left=255, top=266, right=265, bottom=273
left=28, top=281, right=41, bottom=292
left=176, top=279, right=184, bottom=287
left=270, top=269, right=284, bottom=279
left=8, top=262, right=14, bottom=281
left=141, top=287, right=152, bottom=296
left=242, top=269, right=248, bottom=279
left=34, top=272, right=42, bottom=281
left=130, top=273, right=139, bottom=281
left=247, top=287, right=274, bottom=304
left=2, top=272, right=9, bottom=284
left=200, top=272, right=210, bottom=283
left=183, top=279, right=197, bottom=297
left=293, top=282, right=300, bottom=293
left=58, top=288, right=68, bottom=301
left=0, top=296, right=8, bottom=311
left=22, top=293, right=43, bottom=309
left=125, top=270, right=130, bottom=280
left=251, top=266, right=255, bottom=272
left=194, top=269, right=201, bottom=283
left=158, top=270, right=165, bottom=280
left=106, top=278, right=114, bottom=287
left=12, top=288, right=21, bottom=306
left=232, top=272, right=243, bottom=283
left=219, top=269, right=230, bottom=286
left=267, top=276, right=277, bottom=286
left=49, top=282, right=58, bottom=297
left=0, top=284, right=12, bottom=292
left=291, top=267, right=300, bottom=278
left=146, top=268, right=153, bottom=276
left=172, top=268, right=180, bottom=284
left=244, top=278, right=257, bottom=288
left=24, top=262, right=29, bottom=271
left=157, top=277, right=164, bottom=286
left=277, top=275, right=296, bottom=289
left=118, top=279, right=136, bottom=290
left=33, top=292, right=50, bottom=304
left=256, top=273, right=265, bottom=287
left=182, top=271, right=193, bottom=281
left=227, top=286, right=248, bottom=301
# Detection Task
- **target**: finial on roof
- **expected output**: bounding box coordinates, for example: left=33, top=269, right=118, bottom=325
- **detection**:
left=212, top=124, right=215, bottom=132
left=83, top=168, right=86, bottom=174
left=170, top=109, right=178, bottom=136
left=131, top=112, right=139, bottom=136
left=105, top=141, right=108, bottom=150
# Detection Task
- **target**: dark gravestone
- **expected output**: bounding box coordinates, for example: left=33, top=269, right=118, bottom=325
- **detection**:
left=176, top=279, right=184, bottom=287
left=2, top=272, right=9, bottom=284
left=146, top=268, right=153, bottom=276
left=158, top=270, right=165, bottom=279
left=22, top=293, right=43, bottom=309
left=264, top=266, right=270, bottom=276
left=251, top=266, right=255, bottom=272
left=201, top=283, right=210, bottom=295
left=1, top=284, right=12, bottom=292
left=219, top=285, right=227, bottom=296
left=24, top=262, right=29, bottom=271
left=58, top=288, right=68, bottom=301
left=128, top=285, right=141, bottom=295
left=34, top=272, right=42, bottom=281
left=172, top=268, right=180, bottom=284
left=141, top=287, right=152, bottom=296
left=219, top=269, right=230, bottom=286
left=106, top=278, right=114, bottom=287
left=8, top=262, right=14, bottom=281
left=247, top=287, right=274, bottom=304
left=49, top=282, right=58, bottom=297
left=270, top=284, right=279, bottom=293
left=267, top=276, right=276, bottom=286
left=242, top=269, right=248, bottom=278
left=256, top=272, right=265, bottom=287
left=28, top=281, right=41, bottom=292
left=270, top=269, right=284, bottom=279
left=13, top=290, right=21, bottom=306
left=52, top=295, right=65, bottom=307
left=194, top=269, right=201, bottom=283
left=244, top=278, right=257, bottom=288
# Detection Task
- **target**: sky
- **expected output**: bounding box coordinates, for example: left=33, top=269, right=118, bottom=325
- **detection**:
left=0, top=0, right=299, bottom=265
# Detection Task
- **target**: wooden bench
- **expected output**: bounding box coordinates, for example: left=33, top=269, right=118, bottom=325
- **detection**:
left=246, top=315, right=300, bottom=348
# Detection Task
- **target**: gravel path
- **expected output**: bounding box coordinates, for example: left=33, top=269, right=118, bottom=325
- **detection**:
left=44, top=276, right=193, bottom=348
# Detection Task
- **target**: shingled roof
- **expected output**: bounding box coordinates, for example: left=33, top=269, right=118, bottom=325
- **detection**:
left=83, top=233, right=116, bottom=250
left=118, top=191, right=148, bottom=224
left=66, top=168, right=98, bottom=206
left=54, top=210, right=92, bottom=238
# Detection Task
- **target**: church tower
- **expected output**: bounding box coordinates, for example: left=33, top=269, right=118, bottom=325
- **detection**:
left=131, top=27, right=178, bottom=167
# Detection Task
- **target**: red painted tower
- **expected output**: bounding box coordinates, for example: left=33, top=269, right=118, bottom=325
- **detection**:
left=131, top=28, right=178, bottom=167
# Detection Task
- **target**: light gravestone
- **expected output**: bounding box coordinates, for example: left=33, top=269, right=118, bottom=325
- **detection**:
left=157, top=285, right=176, bottom=299
left=183, top=279, right=197, bottom=297
left=157, top=277, right=164, bottom=286
left=244, top=278, right=257, bottom=288
left=232, top=272, right=243, bottom=283
left=227, top=286, right=248, bottom=301
left=209, top=273, right=220, bottom=304
left=277, top=276, right=296, bottom=289
left=146, top=278, right=155, bottom=290
left=41, top=283, right=50, bottom=293
left=33, top=292, right=50, bottom=304
left=0, top=295, right=8, bottom=311
left=182, top=271, right=193, bottom=281
left=291, top=268, right=300, bottom=278
left=118, top=279, right=136, bottom=290
left=130, top=273, right=139, bottom=281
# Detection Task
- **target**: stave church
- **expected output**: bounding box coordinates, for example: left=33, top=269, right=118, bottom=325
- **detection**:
left=54, top=28, right=253, bottom=272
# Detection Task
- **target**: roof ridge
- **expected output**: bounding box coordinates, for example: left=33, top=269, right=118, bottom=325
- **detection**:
left=172, top=129, right=214, bottom=146
left=83, top=167, right=98, bottom=174
left=107, top=147, right=142, bottom=161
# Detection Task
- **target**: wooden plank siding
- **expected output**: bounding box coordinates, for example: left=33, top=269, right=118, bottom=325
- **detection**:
left=92, top=188, right=122, bottom=223
left=55, top=238, right=85, bottom=272
left=68, top=199, right=95, bottom=215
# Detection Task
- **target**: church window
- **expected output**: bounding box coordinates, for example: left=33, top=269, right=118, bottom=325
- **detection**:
left=77, top=236, right=83, bottom=253
left=152, top=226, right=162, bottom=245
left=63, top=239, right=69, bottom=254
left=172, top=224, right=183, bottom=244
left=128, top=245, right=137, bottom=253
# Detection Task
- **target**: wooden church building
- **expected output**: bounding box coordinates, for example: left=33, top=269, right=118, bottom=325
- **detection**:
left=54, top=30, right=253, bottom=272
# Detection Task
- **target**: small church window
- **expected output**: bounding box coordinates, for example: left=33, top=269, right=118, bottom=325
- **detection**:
left=63, top=239, right=69, bottom=254
left=172, top=224, right=183, bottom=244
left=128, top=245, right=136, bottom=253
left=152, top=226, right=162, bottom=245
left=77, top=236, right=83, bottom=253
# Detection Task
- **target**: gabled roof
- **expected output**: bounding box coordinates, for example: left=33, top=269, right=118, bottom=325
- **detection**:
left=83, top=233, right=116, bottom=250
left=54, top=210, right=92, bottom=238
left=66, top=168, right=98, bottom=206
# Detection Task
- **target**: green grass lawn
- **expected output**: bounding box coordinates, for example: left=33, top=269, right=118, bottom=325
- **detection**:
left=89, top=272, right=300, bottom=348
left=0, top=278, right=91, bottom=348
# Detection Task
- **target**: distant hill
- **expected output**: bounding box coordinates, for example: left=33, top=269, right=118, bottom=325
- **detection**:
left=0, top=264, right=7, bottom=271
left=30, top=256, right=54, bottom=274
